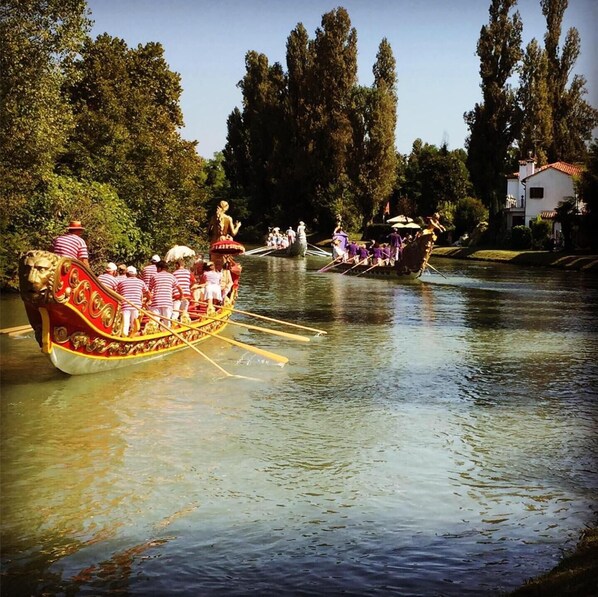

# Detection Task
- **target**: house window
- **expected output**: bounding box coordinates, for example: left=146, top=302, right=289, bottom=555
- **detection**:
left=529, top=187, right=544, bottom=199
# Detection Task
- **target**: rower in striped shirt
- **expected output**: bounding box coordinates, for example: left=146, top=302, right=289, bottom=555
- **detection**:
left=52, top=220, right=89, bottom=266
left=149, top=261, right=183, bottom=327
left=142, top=254, right=161, bottom=286
left=97, top=262, right=118, bottom=290
left=117, top=266, right=151, bottom=337
left=172, top=259, right=194, bottom=321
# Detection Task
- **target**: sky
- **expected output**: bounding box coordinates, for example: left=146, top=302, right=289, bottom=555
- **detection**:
left=86, top=0, right=597, bottom=159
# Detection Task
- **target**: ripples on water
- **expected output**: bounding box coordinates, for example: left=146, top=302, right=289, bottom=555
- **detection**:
left=1, top=256, right=597, bottom=595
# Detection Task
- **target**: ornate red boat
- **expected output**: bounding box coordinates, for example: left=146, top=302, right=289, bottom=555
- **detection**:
left=18, top=247, right=244, bottom=375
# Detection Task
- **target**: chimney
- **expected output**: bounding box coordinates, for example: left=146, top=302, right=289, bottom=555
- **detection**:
left=525, top=154, right=535, bottom=179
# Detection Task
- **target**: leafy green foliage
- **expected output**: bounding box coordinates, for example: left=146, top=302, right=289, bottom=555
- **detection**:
left=541, top=0, right=598, bottom=163
left=399, top=141, right=472, bottom=218
left=529, top=215, right=552, bottom=248
left=465, top=0, right=523, bottom=218
left=454, top=197, right=489, bottom=238
left=517, top=39, right=552, bottom=165
left=510, top=225, right=532, bottom=249
left=577, top=140, right=598, bottom=249
left=225, top=7, right=398, bottom=234
left=554, top=197, right=578, bottom=250
left=1, top=9, right=211, bottom=287
left=61, top=34, right=207, bottom=254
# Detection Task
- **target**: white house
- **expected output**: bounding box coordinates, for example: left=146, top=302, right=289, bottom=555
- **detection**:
left=504, top=157, right=583, bottom=233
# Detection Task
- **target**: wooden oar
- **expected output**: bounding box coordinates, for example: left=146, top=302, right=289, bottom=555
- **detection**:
left=192, top=300, right=327, bottom=335
left=146, top=312, right=289, bottom=365
left=340, top=257, right=369, bottom=275
left=318, top=257, right=344, bottom=273
left=136, top=306, right=289, bottom=366
left=426, top=262, right=448, bottom=279
left=182, top=310, right=311, bottom=343
left=121, top=298, right=287, bottom=373
left=139, top=310, right=238, bottom=378
left=1, top=324, right=33, bottom=335
left=243, top=245, right=270, bottom=255
left=355, top=262, right=380, bottom=277
left=308, top=243, right=331, bottom=256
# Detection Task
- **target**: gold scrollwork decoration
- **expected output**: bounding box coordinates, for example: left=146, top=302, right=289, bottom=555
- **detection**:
left=53, top=326, right=69, bottom=343
left=72, top=280, right=92, bottom=312
left=89, top=291, right=117, bottom=328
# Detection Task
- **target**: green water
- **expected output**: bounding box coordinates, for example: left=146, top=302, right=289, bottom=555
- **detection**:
left=1, top=256, right=597, bottom=595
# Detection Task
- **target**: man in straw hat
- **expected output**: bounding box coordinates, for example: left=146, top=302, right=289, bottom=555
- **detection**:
left=51, top=220, right=89, bottom=266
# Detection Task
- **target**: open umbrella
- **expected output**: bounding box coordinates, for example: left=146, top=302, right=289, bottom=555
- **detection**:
left=404, top=222, right=421, bottom=229
left=165, top=245, right=196, bottom=262
left=386, top=214, right=414, bottom=224
left=210, top=239, right=246, bottom=255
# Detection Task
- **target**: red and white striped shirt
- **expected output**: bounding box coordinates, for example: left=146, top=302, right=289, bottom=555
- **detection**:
left=173, top=267, right=193, bottom=297
left=117, top=277, right=149, bottom=311
left=149, top=271, right=179, bottom=309
left=98, top=273, right=118, bottom=290
left=52, top=233, right=89, bottom=260
left=141, top=264, right=157, bottom=285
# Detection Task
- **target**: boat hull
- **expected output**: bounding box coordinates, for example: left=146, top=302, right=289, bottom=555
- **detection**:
left=331, top=262, right=424, bottom=280
left=324, top=232, right=435, bottom=280
left=18, top=250, right=239, bottom=375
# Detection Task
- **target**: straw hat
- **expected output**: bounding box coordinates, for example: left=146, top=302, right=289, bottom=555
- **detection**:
left=68, top=220, right=85, bottom=230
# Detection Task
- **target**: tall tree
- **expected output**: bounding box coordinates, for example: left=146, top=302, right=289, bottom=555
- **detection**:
left=0, top=0, right=90, bottom=283
left=0, top=0, right=89, bottom=195
left=235, top=51, right=290, bottom=227
left=517, top=39, right=552, bottom=165
left=62, top=34, right=206, bottom=252
left=464, top=0, right=522, bottom=220
left=310, top=7, right=358, bottom=229
left=541, top=0, right=598, bottom=162
left=285, top=22, right=317, bottom=223
left=350, top=38, right=398, bottom=230
left=577, top=139, right=598, bottom=250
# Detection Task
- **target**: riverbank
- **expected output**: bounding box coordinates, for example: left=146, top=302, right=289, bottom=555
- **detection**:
left=432, top=247, right=598, bottom=272
left=508, top=526, right=598, bottom=596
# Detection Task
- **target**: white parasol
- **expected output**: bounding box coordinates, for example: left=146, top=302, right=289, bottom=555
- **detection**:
left=392, top=222, right=421, bottom=229
left=165, top=245, right=196, bottom=262
left=386, top=214, right=414, bottom=224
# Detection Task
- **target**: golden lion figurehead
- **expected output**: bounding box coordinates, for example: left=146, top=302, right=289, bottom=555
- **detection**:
left=19, top=250, right=60, bottom=304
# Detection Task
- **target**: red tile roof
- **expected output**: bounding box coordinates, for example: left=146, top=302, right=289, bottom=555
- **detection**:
left=532, top=161, right=583, bottom=177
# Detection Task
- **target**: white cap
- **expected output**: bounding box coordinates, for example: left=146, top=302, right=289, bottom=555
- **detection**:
left=126, top=265, right=137, bottom=275
left=151, top=254, right=160, bottom=263
left=106, top=262, right=117, bottom=272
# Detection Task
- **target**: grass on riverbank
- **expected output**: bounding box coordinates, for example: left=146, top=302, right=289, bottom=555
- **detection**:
left=508, top=527, right=598, bottom=596
left=432, top=247, right=598, bottom=272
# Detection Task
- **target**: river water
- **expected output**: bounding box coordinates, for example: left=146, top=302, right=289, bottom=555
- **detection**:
left=1, top=255, right=597, bottom=596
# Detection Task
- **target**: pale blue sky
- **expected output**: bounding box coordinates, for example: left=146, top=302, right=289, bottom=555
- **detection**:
left=87, top=0, right=597, bottom=159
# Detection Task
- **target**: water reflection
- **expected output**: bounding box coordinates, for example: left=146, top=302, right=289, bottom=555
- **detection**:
left=1, top=258, right=597, bottom=595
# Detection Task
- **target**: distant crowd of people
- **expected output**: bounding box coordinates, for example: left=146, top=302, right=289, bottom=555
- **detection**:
left=51, top=220, right=239, bottom=337
left=266, top=221, right=306, bottom=250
